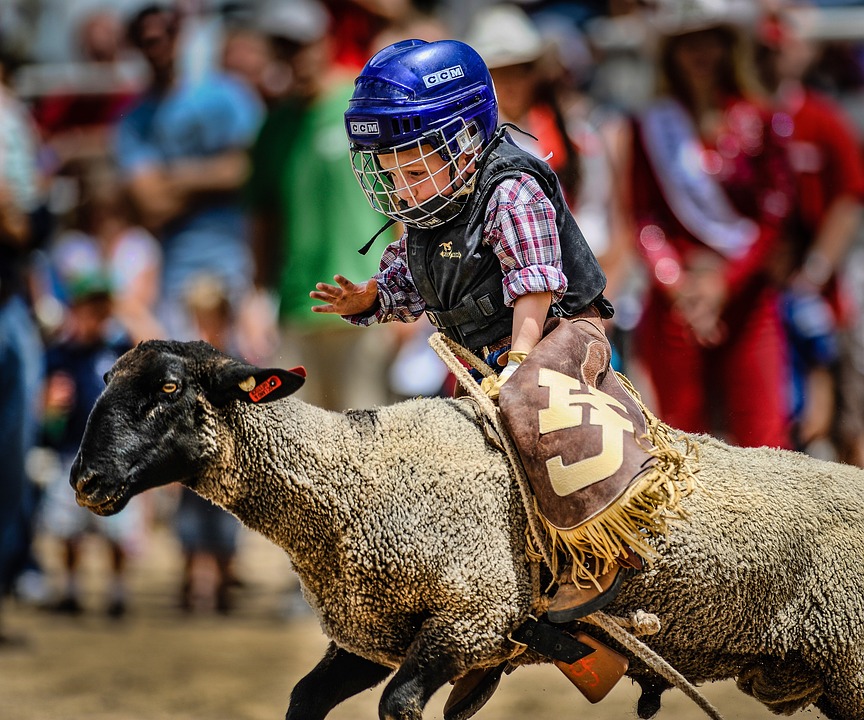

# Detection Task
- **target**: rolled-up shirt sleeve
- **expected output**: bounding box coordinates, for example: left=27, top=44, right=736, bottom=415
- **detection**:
left=483, top=174, right=568, bottom=306
left=344, top=232, right=426, bottom=325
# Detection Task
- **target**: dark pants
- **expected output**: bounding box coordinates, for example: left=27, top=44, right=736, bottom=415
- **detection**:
left=0, top=297, right=43, bottom=591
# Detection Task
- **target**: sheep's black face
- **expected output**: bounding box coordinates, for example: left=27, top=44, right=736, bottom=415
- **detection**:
left=70, top=340, right=305, bottom=515
left=71, top=343, right=209, bottom=515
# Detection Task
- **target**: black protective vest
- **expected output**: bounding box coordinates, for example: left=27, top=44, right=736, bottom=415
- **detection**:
left=406, top=135, right=609, bottom=352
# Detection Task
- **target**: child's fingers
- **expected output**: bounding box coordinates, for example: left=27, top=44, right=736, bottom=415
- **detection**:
left=312, top=282, right=341, bottom=298
left=333, top=275, right=356, bottom=290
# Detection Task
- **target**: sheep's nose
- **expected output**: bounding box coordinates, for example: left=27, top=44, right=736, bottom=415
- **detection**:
left=74, top=473, right=99, bottom=502
left=70, top=458, right=99, bottom=500
left=75, top=473, right=93, bottom=494
left=69, top=454, right=82, bottom=488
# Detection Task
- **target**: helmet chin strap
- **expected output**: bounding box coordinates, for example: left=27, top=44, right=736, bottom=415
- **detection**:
left=358, top=217, right=397, bottom=255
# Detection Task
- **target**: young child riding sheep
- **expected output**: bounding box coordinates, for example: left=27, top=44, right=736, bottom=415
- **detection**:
left=309, top=37, right=656, bottom=622
left=308, top=38, right=694, bottom=709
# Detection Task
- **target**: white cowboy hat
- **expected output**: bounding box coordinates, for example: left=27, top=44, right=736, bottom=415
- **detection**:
left=464, top=4, right=548, bottom=70
left=650, top=0, right=758, bottom=37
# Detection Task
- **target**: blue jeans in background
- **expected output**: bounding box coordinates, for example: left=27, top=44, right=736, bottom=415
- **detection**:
left=0, top=296, right=43, bottom=592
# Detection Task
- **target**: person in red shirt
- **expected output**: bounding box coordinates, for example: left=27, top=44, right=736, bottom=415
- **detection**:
left=625, top=7, right=796, bottom=449
left=755, top=10, right=864, bottom=458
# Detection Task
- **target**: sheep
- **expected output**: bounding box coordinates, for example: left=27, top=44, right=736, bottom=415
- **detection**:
left=70, top=339, right=864, bottom=720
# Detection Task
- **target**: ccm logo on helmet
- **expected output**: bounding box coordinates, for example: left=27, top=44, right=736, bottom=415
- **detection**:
left=350, top=121, right=380, bottom=135
left=422, top=65, right=464, bottom=89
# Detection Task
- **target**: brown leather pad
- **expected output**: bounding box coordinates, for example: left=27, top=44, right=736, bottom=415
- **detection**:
left=498, top=317, right=655, bottom=530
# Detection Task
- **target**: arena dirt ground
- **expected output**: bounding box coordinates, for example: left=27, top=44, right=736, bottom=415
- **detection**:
left=0, top=522, right=830, bottom=720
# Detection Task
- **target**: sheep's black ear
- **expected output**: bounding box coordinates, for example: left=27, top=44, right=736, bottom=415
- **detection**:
left=238, top=367, right=306, bottom=404
left=207, top=365, right=306, bottom=407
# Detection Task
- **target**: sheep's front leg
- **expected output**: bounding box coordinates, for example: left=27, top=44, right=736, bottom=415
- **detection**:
left=286, top=641, right=392, bottom=720
left=378, top=624, right=463, bottom=720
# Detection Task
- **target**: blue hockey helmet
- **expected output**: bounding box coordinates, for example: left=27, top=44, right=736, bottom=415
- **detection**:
left=345, top=39, right=499, bottom=228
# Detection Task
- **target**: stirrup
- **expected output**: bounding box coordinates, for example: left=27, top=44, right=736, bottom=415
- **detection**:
left=547, top=565, right=627, bottom=624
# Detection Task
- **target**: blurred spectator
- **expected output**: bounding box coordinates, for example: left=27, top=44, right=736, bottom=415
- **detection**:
left=49, top=158, right=164, bottom=343
left=625, top=3, right=795, bottom=448
left=467, top=4, right=634, bottom=375
left=175, top=274, right=242, bottom=613
left=467, top=4, right=636, bottom=366
left=116, top=3, right=263, bottom=342
left=755, top=9, right=864, bottom=455
left=37, top=275, right=144, bottom=619
left=243, top=0, right=394, bottom=409
left=466, top=5, right=579, bottom=201
left=0, top=35, right=45, bottom=644
left=31, top=8, right=141, bottom=176
left=220, top=20, right=280, bottom=105
left=326, top=0, right=414, bottom=72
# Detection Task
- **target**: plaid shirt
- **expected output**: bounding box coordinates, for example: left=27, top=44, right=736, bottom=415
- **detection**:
left=346, top=173, right=567, bottom=326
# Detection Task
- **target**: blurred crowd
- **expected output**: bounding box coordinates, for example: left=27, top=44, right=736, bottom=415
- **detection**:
left=2, top=0, right=864, bottom=639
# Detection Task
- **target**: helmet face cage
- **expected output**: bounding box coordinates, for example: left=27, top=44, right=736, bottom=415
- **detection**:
left=350, top=117, right=483, bottom=229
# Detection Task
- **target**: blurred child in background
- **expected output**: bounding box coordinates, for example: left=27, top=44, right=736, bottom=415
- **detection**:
left=38, top=274, right=146, bottom=618
left=173, top=274, right=241, bottom=614
left=49, top=158, right=163, bottom=344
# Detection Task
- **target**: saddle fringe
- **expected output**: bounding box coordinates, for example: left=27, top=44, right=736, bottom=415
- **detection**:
left=526, top=372, right=700, bottom=589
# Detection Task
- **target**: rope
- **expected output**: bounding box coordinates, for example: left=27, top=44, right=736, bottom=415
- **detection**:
left=428, top=332, right=725, bottom=720
left=587, top=611, right=724, bottom=720
left=601, top=609, right=662, bottom=637
left=428, top=332, right=556, bottom=574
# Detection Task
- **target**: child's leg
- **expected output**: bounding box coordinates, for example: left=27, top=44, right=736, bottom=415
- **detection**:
left=54, top=538, right=83, bottom=614
left=214, top=553, right=234, bottom=614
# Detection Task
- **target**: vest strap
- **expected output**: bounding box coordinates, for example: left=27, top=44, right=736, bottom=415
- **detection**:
left=424, top=273, right=504, bottom=331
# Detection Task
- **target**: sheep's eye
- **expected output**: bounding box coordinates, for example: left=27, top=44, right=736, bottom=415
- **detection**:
left=162, top=382, right=178, bottom=394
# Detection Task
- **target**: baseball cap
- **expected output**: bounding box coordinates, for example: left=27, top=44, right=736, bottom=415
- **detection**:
left=256, top=0, right=329, bottom=45
left=66, top=271, right=113, bottom=305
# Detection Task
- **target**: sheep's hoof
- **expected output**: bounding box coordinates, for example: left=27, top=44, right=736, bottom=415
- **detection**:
left=636, top=676, right=671, bottom=718
left=443, top=662, right=507, bottom=720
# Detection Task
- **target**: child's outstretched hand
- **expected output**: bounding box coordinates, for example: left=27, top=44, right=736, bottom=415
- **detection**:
left=310, top=275, right=378, bottom=315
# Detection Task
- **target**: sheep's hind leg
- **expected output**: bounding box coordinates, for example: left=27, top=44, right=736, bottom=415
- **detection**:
left=378, top=628, right=462, bottom=720
left=286, top=641, right=392, bottom=720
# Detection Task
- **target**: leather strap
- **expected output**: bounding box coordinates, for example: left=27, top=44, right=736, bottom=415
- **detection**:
left=510, top=616, right=595, bottom=664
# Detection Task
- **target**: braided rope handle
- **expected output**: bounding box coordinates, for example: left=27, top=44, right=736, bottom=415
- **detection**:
left=588, top=611, right=725, bottom=720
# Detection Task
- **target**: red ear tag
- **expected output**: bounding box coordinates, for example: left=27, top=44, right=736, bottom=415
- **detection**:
left=249, top=375, right=282, bottom=402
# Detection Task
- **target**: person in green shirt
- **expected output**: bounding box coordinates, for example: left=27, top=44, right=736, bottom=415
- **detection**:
left=243, top=0, right=395, bottom=410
